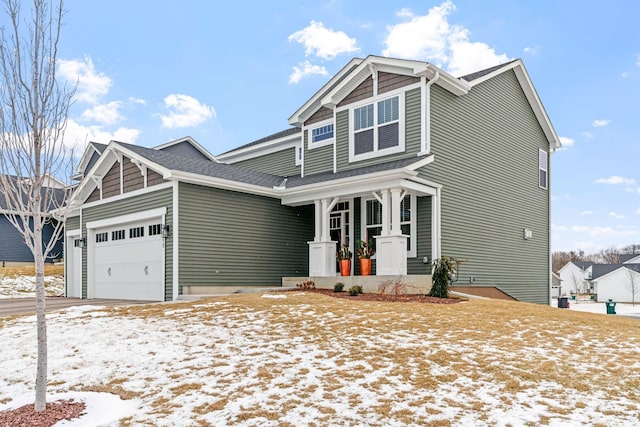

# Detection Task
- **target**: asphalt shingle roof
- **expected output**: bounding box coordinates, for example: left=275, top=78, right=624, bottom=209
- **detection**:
left=219, top=127, right=301, bottom=155
left=620, top=254, right=640, bottom=263
left=573, top=261, right=594, bottom=269
left=459, top=59, right=519, bottom=82
left=0, top=175, right=66, bottom=211
left=118, top=142, right=285, bottom=188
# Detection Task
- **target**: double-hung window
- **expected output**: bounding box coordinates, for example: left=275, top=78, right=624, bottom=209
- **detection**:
left=308, top=119, right=334, bottom=149
left=362, top=194, right=417, bottom=257
left=351, top=93, right=404, bottom=162
left=539, top=149, right=548, bottom=189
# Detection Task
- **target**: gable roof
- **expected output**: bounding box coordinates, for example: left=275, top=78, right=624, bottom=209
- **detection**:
left=459, top=59, right=520, bottom=82
left=620, top=254, right=640, bottom=264
left=591, top=263, right=640, bottom=281
left=218, top=127, right=301, bottom=159
left=154, top=136, right=219, bottom=163
left=0, top=174, right=67, bottom=213
left=73, top=141, right=107, bottom=181
left=573, top=261, right=594, bottom=270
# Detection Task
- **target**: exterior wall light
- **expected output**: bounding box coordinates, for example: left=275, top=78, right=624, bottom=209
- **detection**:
left=523, top=228, right=533, bottom=240
left=74, top=238, right=86, bottom=248
left=162, top=224, right=170, bottom=238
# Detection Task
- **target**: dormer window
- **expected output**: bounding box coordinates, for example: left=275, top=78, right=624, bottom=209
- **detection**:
left=308, top=119, right=334, bottom=149
left=349, top=92, right=405, bottom=162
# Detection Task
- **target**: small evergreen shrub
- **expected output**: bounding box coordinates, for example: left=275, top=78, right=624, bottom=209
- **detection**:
left=348, top=286, right=361, bottom=296
left=428, top=256, right=458, bottom=298
left=334, top=283, right=345, bottom=293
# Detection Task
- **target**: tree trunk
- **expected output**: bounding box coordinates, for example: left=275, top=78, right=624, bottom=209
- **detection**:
left=34, top=219, right=47, bottom=412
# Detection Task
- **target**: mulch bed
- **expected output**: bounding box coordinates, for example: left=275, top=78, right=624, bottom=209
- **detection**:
left=291, top=287, right=464, bottom=304
left=0, top=399, right=85, bottom=427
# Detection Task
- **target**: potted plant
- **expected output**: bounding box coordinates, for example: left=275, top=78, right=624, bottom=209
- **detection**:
left=336, top=244, right=352, bottom=276
left=357, top=238, right=374, bottom=276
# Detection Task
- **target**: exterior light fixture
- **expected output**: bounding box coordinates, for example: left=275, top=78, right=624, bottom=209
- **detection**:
left=74, top=238, right=86, bottom=248
left=162, top=224, right=170, bottom=238
left=523, top=228, right=533, bottom=240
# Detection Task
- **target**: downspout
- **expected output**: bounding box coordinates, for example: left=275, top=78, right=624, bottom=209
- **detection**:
left=421, top=70, right=440, bottom=155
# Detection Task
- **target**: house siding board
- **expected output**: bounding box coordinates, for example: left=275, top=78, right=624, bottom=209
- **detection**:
left=338, top=76, right=373, bottom=108
left=421, top=70, right=550, bottom=304
left=305, top=107, right=333, bottom=126
left=233, top=148, right=300, bottom=177
left=336, top=87, right=421, bottom=172
left=86, top=187, right=100, bottom=203
left=178, top=182, right=312, bottom=287
left=0, top=215, right=62, bottom=263
left=122, top=157, right=144, bottom=193
left=378, top=72, right=420, bottom=94
left=147, top=169, right=164, bottom=186
left=102, top=162, right=121, bottom=198
left=81, top=187, right=173, bottom=300
left=304, top=143, right=333, bottom=175
left=407, top=196, right=432, bottom=275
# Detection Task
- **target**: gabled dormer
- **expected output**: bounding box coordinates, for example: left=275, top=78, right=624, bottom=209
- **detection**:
left=289, top=56, right=470, bottom=177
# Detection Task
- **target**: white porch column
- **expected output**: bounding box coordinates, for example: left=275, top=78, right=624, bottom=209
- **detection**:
left=309, top=197, right=339, bottom=277
left=431, top=188, right=441, bottom=260
left=376, top=187, right=408, bottom=275
left=381, top=189, right=390, bottom=236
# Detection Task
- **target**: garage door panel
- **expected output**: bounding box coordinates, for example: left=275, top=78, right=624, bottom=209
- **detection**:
left=91, top=219, right=165, bottom=301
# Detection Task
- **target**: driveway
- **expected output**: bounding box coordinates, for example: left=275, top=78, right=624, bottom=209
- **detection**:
left=0, top=297, right=153, bottom=317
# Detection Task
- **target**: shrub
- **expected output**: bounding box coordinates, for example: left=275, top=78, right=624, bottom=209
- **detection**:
left=428, top=256, right=458, bottom=298
left=296, top=280, right=315, bottom=290
left=334, top=283, right=345, bottom=293
left=378, top=277, right=407, bottom=295
left=348, top=286, right=361, bottom=296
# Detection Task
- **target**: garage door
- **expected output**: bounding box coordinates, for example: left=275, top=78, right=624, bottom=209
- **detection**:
left=92, top=219, right=165, bottom=301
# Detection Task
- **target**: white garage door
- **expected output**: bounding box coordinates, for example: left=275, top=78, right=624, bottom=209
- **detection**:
left=92, top=219, right=165, bottom=301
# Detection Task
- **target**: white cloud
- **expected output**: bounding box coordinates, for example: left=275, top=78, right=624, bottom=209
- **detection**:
left=592, top=119, right=611, bottom=127
left=58, top=56, right=112, bottom=104
left=636, top=207, right=640, bottom=215
left=523, top=46, right=539, bottom=55
left=289, top=61, right=328, bottom=84
left=609, top=211, right=625, bottom=219
left=594, top=176, right=636, bottom=185
left=159, top=94, right=215, bottom=129
left=81, top=101, right=123, bottom=125
left=382, top=1, right=510, bottom=76
left=636, top=53, right=640, bottom=67
left=581, top=131, right=594, bottom=139
left=63, top=119, right=140, bottom=151
left=571, top=225, right=638, bottom=239
left=288, top=21, right=358, bottom=60
left=580, top=211, right=593, bottom=216
left=622, top=71, right=631, bottom=78
left=129, top=97, right=147, bottom=106
left=551, top=223, right=568, bottom=231
left=558, top=136, right=574, bottom=149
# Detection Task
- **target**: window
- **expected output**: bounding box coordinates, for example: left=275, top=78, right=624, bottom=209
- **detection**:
left=539, top=149, right=548, bottom=189
left=95, top=232, right=108, bottom=243
left=308, top=120, right=334, bottom=149
left=129, top=226, right=144, bottom=238
left=112, top=229, right=125, bottom=241
left=294, top=144, right=302, bottom=166
left=362, top=194, right=416, bottom=257
left=149, top=224, right=162, bottom=236
left=350, top=93, right=404, bottom=162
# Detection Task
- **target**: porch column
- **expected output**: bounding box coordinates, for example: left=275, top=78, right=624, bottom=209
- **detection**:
left=375, top=187, right=408, bottom=276
left=381, top=189, right=390, bottom=236
left=308, top=197, right=338, bottom=277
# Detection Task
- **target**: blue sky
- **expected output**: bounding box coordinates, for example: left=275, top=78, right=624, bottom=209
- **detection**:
left=28, top=0, right=640, bottom=252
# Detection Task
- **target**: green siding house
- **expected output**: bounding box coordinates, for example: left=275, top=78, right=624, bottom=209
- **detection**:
left=65, top=56, right=560, bottom=304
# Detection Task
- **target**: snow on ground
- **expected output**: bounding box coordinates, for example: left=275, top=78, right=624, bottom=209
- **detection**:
left=561, top=299, right=640, bottom=318
left=1, top=294, right=639, bottom=426
left=0, top=275, right=64, bottom=298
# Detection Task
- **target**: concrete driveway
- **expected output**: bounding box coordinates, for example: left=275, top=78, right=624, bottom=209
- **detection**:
left=0, top=297, right=153, bottom=317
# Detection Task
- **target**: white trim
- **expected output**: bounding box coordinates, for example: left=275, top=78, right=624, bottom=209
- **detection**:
left=360, top=193, right=417, bottom=258
left=172, top=171, right=281, bottom=199
left=218, top=134, right=301, bottom=164
left=294, top=144, right=303, bottom=166
left=172, top=181, right=179, bottom=301
left=539, top=148, right=548, bottom=190
left=348, top=92, right=406, bottom=163
left=65, top=228, right=81, bottom=237
left=333, top=109, right=337, bottom=173
left=307, top=118, right=335, bottom=150
left=86, top=207, right=167, bottom=230
left=81, top=182, right=173, bottom=209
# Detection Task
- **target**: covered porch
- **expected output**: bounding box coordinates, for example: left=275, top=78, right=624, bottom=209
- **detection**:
left=280, top=165, right=442, bottom=279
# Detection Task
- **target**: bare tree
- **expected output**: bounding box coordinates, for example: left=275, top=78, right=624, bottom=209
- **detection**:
left=569, top=271, right=583, bottom=296
left=599, top=246, right=621, bottom=264
left=0, top=0, right=74, bottom=411
left=626, top=268, right=640, bottom=306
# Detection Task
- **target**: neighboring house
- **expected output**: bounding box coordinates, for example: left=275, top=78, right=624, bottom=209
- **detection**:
left=558, top=261, right=594, bottom=295
left=0, top=174, right=66, bottom=264
left=65, top=55, right=560, bottom=304
left=558, top=257, right=640, bottom=302
left=551, top=272, right=562, bottom=297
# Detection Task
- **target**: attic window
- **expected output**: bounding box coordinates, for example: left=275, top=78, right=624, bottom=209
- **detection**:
left=308, top=119, right=334, bottom=149
left=349, top=93, right=405, bottom=162
left=539, top=149, right=548, bottom=189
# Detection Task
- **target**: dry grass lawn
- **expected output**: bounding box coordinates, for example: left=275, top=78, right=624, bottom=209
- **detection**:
left=0, top=264, right=64, bottom=278
left=2, top=291, right=639, bottom=425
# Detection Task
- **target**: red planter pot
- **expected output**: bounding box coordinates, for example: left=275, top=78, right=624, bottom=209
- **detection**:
left=339, top=260, right=351, bottom=276
left=360, top=258, right=372, bottom=276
